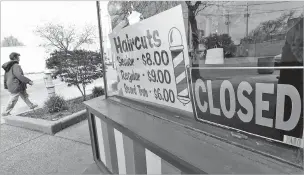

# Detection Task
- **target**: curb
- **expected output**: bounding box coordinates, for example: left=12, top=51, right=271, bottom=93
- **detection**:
left=3, top=110, right=87, bottom=135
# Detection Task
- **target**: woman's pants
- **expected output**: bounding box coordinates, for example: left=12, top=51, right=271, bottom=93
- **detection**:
left=2, top=90, right=35, bottom=115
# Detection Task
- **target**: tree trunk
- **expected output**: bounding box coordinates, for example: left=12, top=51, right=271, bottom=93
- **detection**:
left=188, top=9, right=199, bottom=52
left=76, top=84, right=85, bottom=100
left=82, top=85, right=86, bottom=101
left=188, top=9, right=201, bottom=80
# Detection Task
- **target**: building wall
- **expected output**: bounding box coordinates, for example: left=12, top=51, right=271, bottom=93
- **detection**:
left=236, top=40, right=285, bottom=57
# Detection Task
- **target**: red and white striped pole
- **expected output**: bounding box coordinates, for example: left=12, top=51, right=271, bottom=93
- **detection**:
left=169, top=27, right=190, bottom=105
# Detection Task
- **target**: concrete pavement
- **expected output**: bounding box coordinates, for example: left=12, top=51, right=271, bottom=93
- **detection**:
left=0, top=67, right=119, bottom=174
left=0, top=120, right=96, bottom=175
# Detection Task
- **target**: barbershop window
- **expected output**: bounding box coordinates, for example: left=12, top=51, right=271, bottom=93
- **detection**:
left=105, top=1, right=303, bottom=167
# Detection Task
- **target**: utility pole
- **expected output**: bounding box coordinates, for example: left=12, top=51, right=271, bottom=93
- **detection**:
left=225, top=12, right=231, bottom=35
left=107, top=15, right=115, bottom=68
left=96, top=1, right=108, bottom=98
left=215, top=1, right=220, bottom=34
left=244, top=2, right=250, bottom=37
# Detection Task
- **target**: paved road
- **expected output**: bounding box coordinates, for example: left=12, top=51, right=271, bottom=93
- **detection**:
left=1, top=66, right=118, bottom=123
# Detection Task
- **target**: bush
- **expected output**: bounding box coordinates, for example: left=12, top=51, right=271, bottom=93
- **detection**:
left=203, top=33, right=237, bottom=58
left=92, top=86, right=105, bottom=98
left=46, top=50, right=103, bottom=101
left=44, top=95, right=68, bottom=113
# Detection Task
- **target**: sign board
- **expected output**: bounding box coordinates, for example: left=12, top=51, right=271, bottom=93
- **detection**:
left=109, top=5, right=192, bottom=112
left=205, top=48, right=224, bottom=64
left=190, top=67, right=303, bottom=147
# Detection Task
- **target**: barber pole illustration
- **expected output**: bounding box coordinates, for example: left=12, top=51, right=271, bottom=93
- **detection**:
left=168, top=27, right=190, bottom=105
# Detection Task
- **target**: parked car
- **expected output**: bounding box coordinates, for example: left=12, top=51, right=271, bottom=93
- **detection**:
left=274, top=54, right=281, bottom=66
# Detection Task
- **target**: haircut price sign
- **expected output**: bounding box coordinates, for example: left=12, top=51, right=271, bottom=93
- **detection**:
left=109, top=5, right=193, bottom=112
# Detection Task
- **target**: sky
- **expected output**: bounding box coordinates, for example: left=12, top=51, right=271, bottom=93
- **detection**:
left=0, top=1, right=111, bottom=50
left=1, top=1, right=304, bottom=48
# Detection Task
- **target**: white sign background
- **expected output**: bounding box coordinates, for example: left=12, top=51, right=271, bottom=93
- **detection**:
left=109, top=5, right=192, bottom=112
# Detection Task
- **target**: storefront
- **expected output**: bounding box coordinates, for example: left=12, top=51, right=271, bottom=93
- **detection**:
left=84, top=2, right=303, bottom=174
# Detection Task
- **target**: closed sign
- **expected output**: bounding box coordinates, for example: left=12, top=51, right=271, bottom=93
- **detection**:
left=190, top=67, right=303, bottom=147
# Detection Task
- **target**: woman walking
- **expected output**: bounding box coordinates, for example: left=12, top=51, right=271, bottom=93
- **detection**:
left=2, top=52, right=38, bottom=116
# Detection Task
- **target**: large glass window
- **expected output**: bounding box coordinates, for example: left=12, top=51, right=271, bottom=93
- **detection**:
left=104, top=1, right=303, bottom=165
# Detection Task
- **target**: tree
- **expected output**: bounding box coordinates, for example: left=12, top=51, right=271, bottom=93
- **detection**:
left=203, top=33, right=236, bottom=58
left=132, top=1, right=212, bottom=52
left=108, top=1, right=182, bottom=29
left=246, top=10, right=297, bottom=42
left=1, top=35, right=25, bottom=47
left=46, top=50, right=103, bottom=101
left=34, top=23, right=96, bottom=52
left=185, top=1, right=211, bottom=52
left=131, top=1, right=181, bottom=19
left=108, top=1, right=131, bottom=30
left=35, top=23, right=101, bottom=100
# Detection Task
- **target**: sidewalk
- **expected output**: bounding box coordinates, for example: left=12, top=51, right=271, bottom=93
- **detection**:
left=1, top=76, right=113, bottom=124
left=0, top=80, right=84, bottom=124
left=0, top=67, right=118, bottom=174
left=0, top=120, right=96, bottom=174
left=1, top=67, right=117, bottom=118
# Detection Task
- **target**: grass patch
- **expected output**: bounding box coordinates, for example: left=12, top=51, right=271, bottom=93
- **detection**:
left=18, top=94, right=94, bottom=121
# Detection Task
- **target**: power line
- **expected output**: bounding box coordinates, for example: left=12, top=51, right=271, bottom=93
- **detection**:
left=216, top=5, right=295, bottom=12
left=200, top=6, right=304, bottom=16
left=197, top=2, right=301, bottom=15
left=251, top=6, right=304, bottom=15
left=215, top=1, right=290, bottom=7
left=248, top=1, right=290, bottom=6
left=218, top=6, right=266, bottom=11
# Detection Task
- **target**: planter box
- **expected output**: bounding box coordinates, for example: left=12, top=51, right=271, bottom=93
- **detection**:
left=3, top=110, right=87, bottom=135
left=257, top=56, right=275, bottom=74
